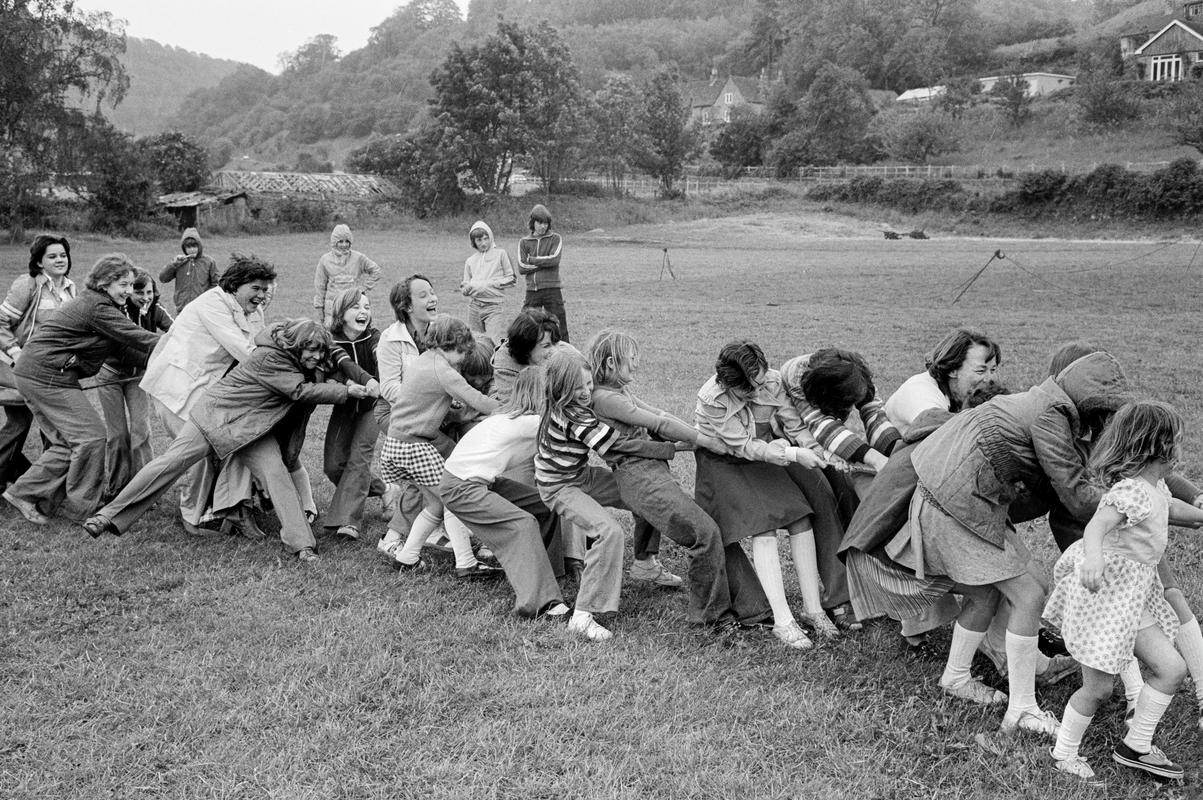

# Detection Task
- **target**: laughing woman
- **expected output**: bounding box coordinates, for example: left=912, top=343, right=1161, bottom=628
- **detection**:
left=3, top=254, right=160, bottom=524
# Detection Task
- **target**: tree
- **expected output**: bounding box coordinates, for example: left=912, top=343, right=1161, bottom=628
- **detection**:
left=709, top=108, right=770, bottom=175
left=85, top=118, right=152, bottom=232
left=936, top=75, right=980, bottom=119
left=0, top=0, right=128, bottom=238
left=428, top=20, right=588, bottom=195
left=1075, top=71, right=1140, bottom=127
left=590, top=75, right=641, bottom=190
left=1171, top=83, right=1203, bottom=155
left=870, top=107, right=960, bottom=163
left=991, top=73, right=1032, bottom=128
left=279, top=34, right=341, bottom=76
left=629, top=67, right=702, bottom=198
left=798, top=61, right=877, bottom=164
left=137, top=131, right=210, bottom=192
left=347, top=128, right=466, bottom=216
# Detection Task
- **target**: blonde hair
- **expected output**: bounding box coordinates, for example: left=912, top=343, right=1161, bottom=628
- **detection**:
left=539, top=349, right=589, bottom=440
left=1089, top=400, right=1182, bottom=487
left=588, top=329, right=640, bottom=387
left=500, top=366, right=546, bottom=417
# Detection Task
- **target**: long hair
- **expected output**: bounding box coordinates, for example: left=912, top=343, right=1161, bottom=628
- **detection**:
left=539, top=349, right=589, bottom=442
left=500, top=366, right=546, bottom=418
left=328, top=288, right=370, bottom=338
left=85, top=253, right=136, bottom=292
left=588, top=329, right=639, bottom=387
left=389, top=273, right=433, bottom=324
left=1089, top=400, right=1182, bottom=487
left=28, top=234, right=71, bottom=277
left=270, top=318, right=334, bottom=358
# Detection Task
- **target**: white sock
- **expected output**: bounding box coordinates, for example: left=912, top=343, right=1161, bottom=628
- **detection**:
left=395, top=508, right=441, bottom=565
left=751, top=534, right=795, bottom=628
left=1119, top=658, right=1144, bottom=705
left=788, top=529, right=824, bottom=616
left=444, top=513, right=478, bottom=570
left=941, top=623, right=989, bottom=688
left=1051, top=702, right=1093, bottom=761
left=1123, top=685, right=1174, bottom=753
left=1175, top=617, right=1203, bottom=705
left=1004, top=631, right=1040, bottom=716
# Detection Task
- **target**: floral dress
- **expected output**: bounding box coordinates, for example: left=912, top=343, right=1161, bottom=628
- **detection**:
left=1043, top=477, right=1178, bottom=673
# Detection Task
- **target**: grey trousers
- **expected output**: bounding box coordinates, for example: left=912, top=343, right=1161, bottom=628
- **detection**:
left=539, top=468, right=627, bottom=615
left=9, top=376, right=107, bottom=521
left=152, top=396, right=217, bottom=526
left=98, top=421, right=316, bottom=553
left=440, top=472, right=562, bottom=616
left=96, top=364, right=153, bottom=498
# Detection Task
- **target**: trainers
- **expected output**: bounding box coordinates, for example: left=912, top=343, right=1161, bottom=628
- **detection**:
left=1050, top=748, right=1100, bottom=783
left=394, top=557, right=429, bottom=573
left=803, top=610, right=840, bottom=639
left=771, top=621, right=814, bottom=651
left=376, top=529, right=402, bottom=556
left=1112, top=741, right=1183, bottom=780
left=380, top=483, right=400, bottom=520
left=830, top=603, right=863, bottom=632
left=538, top=602, right=571, bottom=619
left=335, top=525, right=360, bottom=541
left=3, top=490, right=47, bottom=525
left=1000, top=708, right=1060, bottom=738
left=1036, top=655, right=1079, bottom=687
left=568, top=612, right=613, bottom=642
left=455, top=562, right=503, bottom=579
left=940, top=676, right=1007, bottom=706
left=628, top=557, right=684, bottom=588
left=296, top=548, right=319, bottom=563
left=82, top=515, right=118, bottom=539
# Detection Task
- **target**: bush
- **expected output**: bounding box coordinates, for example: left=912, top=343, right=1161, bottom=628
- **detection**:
left=870, top=109, right=960, bottom=164
left=992, top=160, right=1203, bottom=220
left=1075, top=75, right=1141, bottom=127
left=807, top=177, right=968, bottom=213
left=275, top=198, right=331, bottom=231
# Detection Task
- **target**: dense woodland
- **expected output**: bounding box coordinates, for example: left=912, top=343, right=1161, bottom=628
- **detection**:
left=164, top=0, right=1150, bottom=163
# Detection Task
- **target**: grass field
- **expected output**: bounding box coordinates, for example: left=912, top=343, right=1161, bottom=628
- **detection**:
left=3, top=215, right=1203, bottom=799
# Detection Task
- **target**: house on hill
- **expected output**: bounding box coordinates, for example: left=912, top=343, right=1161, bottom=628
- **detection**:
left=683, top=68, right=769, bottom=125
left=1123, top=2, right=1203, bottom=80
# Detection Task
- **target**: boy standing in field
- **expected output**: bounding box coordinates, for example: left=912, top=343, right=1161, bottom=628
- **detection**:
left=460, top=220, right=515, bottom=342
left=518, top=204, right=568, bottom=342
left=159, top=228, right=219, bottom=313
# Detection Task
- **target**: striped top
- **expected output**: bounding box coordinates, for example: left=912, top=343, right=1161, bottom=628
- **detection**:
left=535, top=405, right=620, bottom=488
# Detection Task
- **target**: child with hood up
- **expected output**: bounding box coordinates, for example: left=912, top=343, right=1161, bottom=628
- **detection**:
left=459, top=220, right=515, bottom=342
left=314, top=224, right=381, bottom=326
left=159, top=228, right=219, bottom=313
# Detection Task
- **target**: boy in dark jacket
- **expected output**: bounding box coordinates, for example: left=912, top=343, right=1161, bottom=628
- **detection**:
left=160, top=228, right=219, bottom=312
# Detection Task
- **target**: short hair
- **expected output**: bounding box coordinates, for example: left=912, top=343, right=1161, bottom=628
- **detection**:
left=270, top=318, right=334, bottom=357
left=925, top=327, right=1001, bottom=394
left=500, top=366, right=546, bottom=417
left=799, top=348, right=873, bottom=418
left=588, top=329, right=640, bottom=386
left=1048, top=340, right=1099, bottom=378
left=219, top=253, right=276, bottom=293
left=389, top=273, right=433, bottom=324
left=469, top=225, right=490, bottom=246
left=528, top=204, right=552, bottom=233
left=1089, top=400, right=1182, bottom=487
left=28, top=234, right=72, bottom=277
left=85, top=253, right=137, bottom=292
left=505, top=308, right=561, bottom=365
left=328, top=288, right=369, bottom=336
left=131, top=267, right=159, bottom=302
left=423, top=314, right=474, bottom=353
left=459, top=337, right=496, bottom=392
left=714, top=340, right=767, bottom=395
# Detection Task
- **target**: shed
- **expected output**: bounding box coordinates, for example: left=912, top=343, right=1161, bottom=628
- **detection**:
left=157, top=190, right=249, bottom=230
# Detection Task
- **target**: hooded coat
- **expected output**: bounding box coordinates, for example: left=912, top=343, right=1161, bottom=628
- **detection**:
left=313, top=224, right=381, bottom=325
left=461, top=220, right=515, bottom=304
left=159, top=228, right=220, bottom=312
left=910, top=351, right=1129, bottom=549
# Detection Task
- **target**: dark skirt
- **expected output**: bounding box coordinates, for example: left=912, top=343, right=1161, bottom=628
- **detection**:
left=694, top=449, right=811, bottom=544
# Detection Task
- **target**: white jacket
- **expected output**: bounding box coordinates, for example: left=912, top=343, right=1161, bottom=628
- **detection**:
left=139, top=286, right=264, bottom=417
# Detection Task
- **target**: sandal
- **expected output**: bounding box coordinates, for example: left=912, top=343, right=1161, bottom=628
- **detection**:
left=830, top=603, right=863, bottom=633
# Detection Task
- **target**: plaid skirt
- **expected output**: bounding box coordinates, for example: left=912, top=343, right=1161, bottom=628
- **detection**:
left=379, top=437, right=444, bottom=487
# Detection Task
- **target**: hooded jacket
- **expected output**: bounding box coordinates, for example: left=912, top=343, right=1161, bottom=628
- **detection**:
left=313, top=224, right=381, bottom=325
left=160, top=228, right=220, bottom=312
left=189, top=328, right=350, bottom=460
left=461, top=220, right=515, bottom=304
left=910, top=351, right=1129, bottom=548
left=517, top=205, right=562, bottom=292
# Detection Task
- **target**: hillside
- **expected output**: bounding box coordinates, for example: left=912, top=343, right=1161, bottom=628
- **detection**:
left=102, top=37, right=246, bottom=137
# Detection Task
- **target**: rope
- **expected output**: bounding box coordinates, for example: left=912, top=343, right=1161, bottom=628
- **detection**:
left=951, top=250, right=1004, bottom=305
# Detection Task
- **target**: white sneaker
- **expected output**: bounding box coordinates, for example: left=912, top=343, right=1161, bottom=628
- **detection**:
left=1000, top=707, right=1060, bottom=738
left=628, top=557, right=684, bottom=588
left=771, top=621, right=814, bottom=651
left=1051, top=748, right=1099, bottom=783
left=376, top=529, right=402, bottom=556
left=567, top=612, right=612, bottom=642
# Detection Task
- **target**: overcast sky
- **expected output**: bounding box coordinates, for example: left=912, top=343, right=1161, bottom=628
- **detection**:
left=80, top=1, right=471, bottom=73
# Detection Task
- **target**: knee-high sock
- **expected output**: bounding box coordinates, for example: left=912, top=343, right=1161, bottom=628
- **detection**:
left=788, top=528, right=823, bottom=615
left=1123, top=685, right=1174, bottom=753
left=751, top=535, right=794, bottom=628
left=1175, top=616, right=1203, bottom=704
left=1005, top=631, right=1040, bottom=716
left=444, top=512, right=478, bottom=570
left=395, top=508, right=441, bottom=565
left=1119, top=658, right=1144, bottom=705
left=1051, top=702, right=1093, bottom=761
left=941, top=622, right=989, bottom=688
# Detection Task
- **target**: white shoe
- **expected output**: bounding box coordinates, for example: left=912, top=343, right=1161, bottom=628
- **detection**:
left=376, top=529, right=402, bottom=556
left=803, top=610, right=840, bottom=639
left=771, top=621, right=814, bottom=651
left=1000, top=707, right=1060, bottom=738
left=940, top=675, right=1007, bottom=706
left=628, top=557, right=684, bottom=588
left=1051, top=748, right=1100, bottom=783
left=567, top=612, right=612, bottom=642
